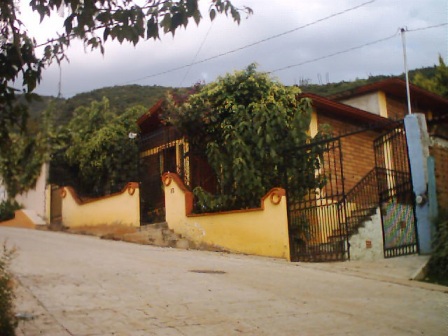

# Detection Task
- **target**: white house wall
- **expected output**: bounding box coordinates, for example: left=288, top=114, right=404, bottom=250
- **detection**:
left=340, top=91, right=388, bottom=117
left=15, top=163, right=49, bottom=223
left=0, top=181, right=6, bottom=202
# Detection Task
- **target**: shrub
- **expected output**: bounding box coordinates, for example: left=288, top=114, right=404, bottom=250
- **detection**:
left=0, top=242, right=18, bottom=335
left=426, top=209, right=448, bottom=285
left=0, top=201, right=20, bottom=222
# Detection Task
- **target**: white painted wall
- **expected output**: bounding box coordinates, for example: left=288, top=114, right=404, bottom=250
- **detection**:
left=15, top=163, right=49, bottom=222
left=0, top=181, right=6, bottom=203
left=349, top=208, right=384, bottom=260
left=340, top=92, right=387, bottom=117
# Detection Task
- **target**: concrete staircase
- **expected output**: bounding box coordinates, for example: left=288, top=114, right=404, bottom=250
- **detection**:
left=125, top=222, right=228, bottom=252
left=125, top=222, right=192, bottom=249
left=302, top=169, right=380, bottom=262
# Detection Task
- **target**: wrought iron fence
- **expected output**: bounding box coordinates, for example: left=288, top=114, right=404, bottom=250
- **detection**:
left=139, top=126, right=218, bottom=223
left=286, top=138, right=348, bottom=262
left=373, top=122, right=418, bottom=258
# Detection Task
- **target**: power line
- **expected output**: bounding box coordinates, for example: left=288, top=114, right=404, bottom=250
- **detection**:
left=120, top=0, right=376, bottom=84
left=269, top=23, right=448, bottom=75
left=406, top=22, right=448, bottom=32
left=62, top=21, right=445, bottom=96
left=269, top=32, right=400, bottom=74
left=179, top=21, right=215, bottom=86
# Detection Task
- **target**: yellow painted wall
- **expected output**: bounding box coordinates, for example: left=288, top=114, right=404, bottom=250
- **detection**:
left=310, top=110, right=318, bottom=137
left=163, top=173, right=291, bottom=260
left=61, top=182, right=140, bottom=227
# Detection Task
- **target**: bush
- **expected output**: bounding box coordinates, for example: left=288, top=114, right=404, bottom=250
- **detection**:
left=426, top=209, right=448, bottom=285
left=0, top=201, right=20, bottom=222
left=0, top=242, right=17, bottom=335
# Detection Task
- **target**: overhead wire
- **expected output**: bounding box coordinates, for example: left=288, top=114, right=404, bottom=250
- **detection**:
left=268, top=23, right=447, bottom=75
left=269, top=31, right=400, bottom=74
left=122, top=22, right=447, bottom=86
left=179, top=20, right=215, bottom=86
left=120, top=0, right=377, bottom=84
left=405, top=22, right=448, bottom=32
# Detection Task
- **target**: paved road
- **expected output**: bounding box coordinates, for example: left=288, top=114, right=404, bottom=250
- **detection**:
left=1, top=227, right=447, bottom=336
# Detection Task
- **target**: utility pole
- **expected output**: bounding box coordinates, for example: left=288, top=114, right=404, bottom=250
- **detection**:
left=400, top=28, right=412, bottom=115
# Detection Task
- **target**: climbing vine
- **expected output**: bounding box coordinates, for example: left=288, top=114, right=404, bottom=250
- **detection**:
left=163, top=64, right=329, bottom=211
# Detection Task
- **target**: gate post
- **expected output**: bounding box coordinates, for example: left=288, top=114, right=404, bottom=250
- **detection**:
left=404, top=114, right=432, bottom=254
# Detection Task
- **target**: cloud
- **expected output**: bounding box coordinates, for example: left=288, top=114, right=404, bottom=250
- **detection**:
left=17, top=0, right=448, bottom=97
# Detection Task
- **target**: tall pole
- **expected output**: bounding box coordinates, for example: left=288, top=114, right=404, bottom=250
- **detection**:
left=401, top=28, right=412, bottom=115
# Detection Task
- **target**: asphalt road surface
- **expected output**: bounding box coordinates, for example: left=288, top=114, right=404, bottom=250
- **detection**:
left=1, top=226, right=446, bottom=335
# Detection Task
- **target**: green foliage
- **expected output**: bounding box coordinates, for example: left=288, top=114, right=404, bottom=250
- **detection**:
left=302, top=75, right=389, bottom=96
left=62, top=85, right=173, bottom=120
left=0, top=242, right=17, bottom=336
left=0, top=130, right=46, bottom=199
left=426, top=209, right=448, bottom=285
left=164, top=64, right=329, bottom=211
left=1, top=1, right=251, bottom=195
left=301, top=66, right=437, bottom=97
left=50, top=97, right=145, bottom=197
left=413, top=56, right=448, bottom=98
left=0, top=200, right=20, bottom=222
left=193, top=186, right=236, bottom=212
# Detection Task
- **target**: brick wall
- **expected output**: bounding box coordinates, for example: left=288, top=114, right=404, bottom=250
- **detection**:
left=317, top=115, right=380, bottom=192
left=429, top=143, right=448, bottom=210
left=386, top=96, right=407, bottom=120
left=386, top=95, right=434, bottom=121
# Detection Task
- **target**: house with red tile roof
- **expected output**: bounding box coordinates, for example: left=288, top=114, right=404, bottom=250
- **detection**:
left=136, top=78, right=448, bottom=261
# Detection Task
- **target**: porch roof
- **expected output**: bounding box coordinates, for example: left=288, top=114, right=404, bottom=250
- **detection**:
left=137, top=99, right=164, bottom=134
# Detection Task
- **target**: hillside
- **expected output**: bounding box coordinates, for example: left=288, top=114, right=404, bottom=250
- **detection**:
left=301, top=66, right=436, bottom=97
left=27, top=85, right=175, bottom=128
left=25, top=65, right=438, bottom=127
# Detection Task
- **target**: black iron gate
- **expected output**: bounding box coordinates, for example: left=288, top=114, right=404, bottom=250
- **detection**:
left=287, top=138, right=348, bottom=262
left=50, top=185, right=62, bottom=224
left=374, top=123, right=418, bottom=258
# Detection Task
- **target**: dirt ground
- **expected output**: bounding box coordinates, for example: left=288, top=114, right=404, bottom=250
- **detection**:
left=1, top=226, right=446, bottom=336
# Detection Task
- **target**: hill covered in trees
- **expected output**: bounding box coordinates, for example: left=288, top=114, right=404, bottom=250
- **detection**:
left=27, top=84, right=175, bottom=128
left=301, top=66, right=437, bottom=97
left=25, top=64, right=439, bottom=129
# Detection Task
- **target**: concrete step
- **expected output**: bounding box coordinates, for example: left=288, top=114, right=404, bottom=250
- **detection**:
left=134, top=222, right=193, bottom=249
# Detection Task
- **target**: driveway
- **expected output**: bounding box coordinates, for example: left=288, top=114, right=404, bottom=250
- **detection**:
left=1, top=226, right=446, bottom=335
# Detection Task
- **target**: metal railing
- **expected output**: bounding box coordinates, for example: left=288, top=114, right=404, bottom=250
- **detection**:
left=342, top=168, right=379, bottom=235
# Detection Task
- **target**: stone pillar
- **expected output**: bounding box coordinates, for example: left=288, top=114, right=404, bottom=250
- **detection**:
left=404, top=114, right=432, bottom=254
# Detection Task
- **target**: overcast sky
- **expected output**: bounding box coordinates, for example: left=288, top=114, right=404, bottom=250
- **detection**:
left=18, top=0, right=447, bottom=98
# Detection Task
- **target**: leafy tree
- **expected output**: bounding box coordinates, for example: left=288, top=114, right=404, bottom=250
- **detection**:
left=413, top=56, right=448, bottom=98
left=0, top=105, right=47, bottom=202
left=163, top=64, right=329, bottom=211
left=50, top=97, right=145, bottom=196
left=0, top=0, right=251, bottom=196
left=0, top=132, right=45, bottom=199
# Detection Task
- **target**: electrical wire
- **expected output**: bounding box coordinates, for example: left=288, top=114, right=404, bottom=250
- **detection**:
left=406, top=22, right=448, bottom=32
left=269, top=23, right=448, bottom=75
left=120, top=0, right=377, bottom=84
left=62, top=21, right=446, bottom=96
left=179, top=21, right=214, bottom=86
left=269, top=32, right=400, bottom=74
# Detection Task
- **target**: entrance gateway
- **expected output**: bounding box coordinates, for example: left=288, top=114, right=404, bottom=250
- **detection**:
left=373, top=122, right=418, bottom=258
left=287, top=138, right=347, bottom=262
left=287, top=122, right=419, bottom=261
